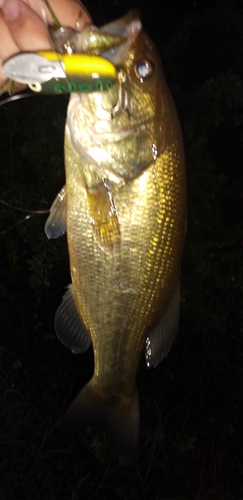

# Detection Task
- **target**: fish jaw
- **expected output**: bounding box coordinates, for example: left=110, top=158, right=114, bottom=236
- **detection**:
left=66, top=90, right=157, bottom=185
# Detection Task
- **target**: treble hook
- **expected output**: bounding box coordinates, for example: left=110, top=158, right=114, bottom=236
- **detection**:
left=111, top=69, right=132, bottom=119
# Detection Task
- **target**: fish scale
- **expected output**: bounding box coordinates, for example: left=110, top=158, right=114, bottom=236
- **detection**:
left=65, top=133, right=185, bottom=389
left=45, top=10, right=187, bottom=465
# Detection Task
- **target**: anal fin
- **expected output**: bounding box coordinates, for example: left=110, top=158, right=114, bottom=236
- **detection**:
left=145, top=281, right=180, bottom=368
left=55, top=284, right=91, bottom=354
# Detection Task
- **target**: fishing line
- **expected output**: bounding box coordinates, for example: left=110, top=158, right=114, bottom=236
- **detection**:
left=41, top=0, right=75, bottom=91
left=42, top=0, right=61, bottom=27
left=0, top=213, right=37, bottom=235
left=0, top=198, right=49, bottom=214
left=0, top=92, right=36, bottom=107
left=0, top=92, right=51, bottom=233
left=0, top=198, right=50, bottom=235
left=0, top=85, right=52, bottom=230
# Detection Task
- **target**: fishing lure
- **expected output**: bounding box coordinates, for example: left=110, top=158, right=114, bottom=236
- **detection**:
left=1, top=0, right=117, bottom=95
left=2, top=51, right=117, bottom=94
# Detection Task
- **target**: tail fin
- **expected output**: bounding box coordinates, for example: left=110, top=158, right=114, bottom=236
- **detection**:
left=65, top=379, right=140, bottom=466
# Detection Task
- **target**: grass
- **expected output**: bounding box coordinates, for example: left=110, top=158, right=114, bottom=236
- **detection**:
left=0, top=1, right=243, bottom=499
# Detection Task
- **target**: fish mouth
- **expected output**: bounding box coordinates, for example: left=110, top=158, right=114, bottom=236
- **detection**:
left=73, top=10, right=142, bottom=65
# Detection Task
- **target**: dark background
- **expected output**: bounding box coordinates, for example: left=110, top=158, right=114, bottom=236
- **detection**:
left=1, top=0, right=243, bottom=499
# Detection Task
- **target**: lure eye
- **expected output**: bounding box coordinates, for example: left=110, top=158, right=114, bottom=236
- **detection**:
left=134, top=59, right=154, bottom=82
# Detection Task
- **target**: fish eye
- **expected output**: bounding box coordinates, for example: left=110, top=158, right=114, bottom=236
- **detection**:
left=134, top=59, right=154, bottom=82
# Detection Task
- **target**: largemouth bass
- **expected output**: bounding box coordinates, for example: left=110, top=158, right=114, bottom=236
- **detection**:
left=45, top=10, right=187, bottom=465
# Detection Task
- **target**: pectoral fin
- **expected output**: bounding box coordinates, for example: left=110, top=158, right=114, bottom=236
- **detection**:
left=145, top=282, right=180, bottom=368
left=45, top=185, right=67, bottom=239
left=87, top=178, right=120, bottom=248
left=55, top=284, right=91, bottom=354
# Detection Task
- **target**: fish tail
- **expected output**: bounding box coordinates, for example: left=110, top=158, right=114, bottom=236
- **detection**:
left=65, top=379, right=140, bottom=466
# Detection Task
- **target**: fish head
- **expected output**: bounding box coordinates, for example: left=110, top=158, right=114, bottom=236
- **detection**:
left=66, top=11, right=169, bottom=187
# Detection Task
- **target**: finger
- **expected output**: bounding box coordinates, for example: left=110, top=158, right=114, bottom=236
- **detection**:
left=2, top=0, right=51, bottom=51
left=24, top=0, right=92, bottom=29
left=48, top=0, right=92, bottom=28
left=0, top=11, right=18, bottom=60
left=0, top=10, right=19, bottom=87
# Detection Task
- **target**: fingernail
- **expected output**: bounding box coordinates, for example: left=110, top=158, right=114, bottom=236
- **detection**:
left=3, top=0, right=20, bottom=21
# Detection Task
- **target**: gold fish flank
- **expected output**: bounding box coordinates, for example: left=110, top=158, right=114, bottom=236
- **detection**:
left=46, top=11, right=186, bottom=465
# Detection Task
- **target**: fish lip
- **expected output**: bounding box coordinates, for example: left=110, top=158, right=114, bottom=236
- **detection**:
left=84, top=119, right=153, bottom=143
left=83, top=118, right=137, bottom=142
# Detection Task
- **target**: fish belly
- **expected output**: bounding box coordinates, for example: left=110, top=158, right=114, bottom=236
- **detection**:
left=65, top=127, right=186, bottom=395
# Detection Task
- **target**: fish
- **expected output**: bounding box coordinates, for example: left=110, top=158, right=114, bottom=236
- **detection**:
left=45, top=10, right=187, bottom=465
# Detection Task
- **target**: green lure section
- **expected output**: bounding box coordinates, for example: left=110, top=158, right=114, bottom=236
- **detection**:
left=30, top=74, right=116, bottom=95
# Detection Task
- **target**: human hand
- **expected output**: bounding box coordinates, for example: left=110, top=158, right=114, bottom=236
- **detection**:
left=0, top=0, right=92, bottom=91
